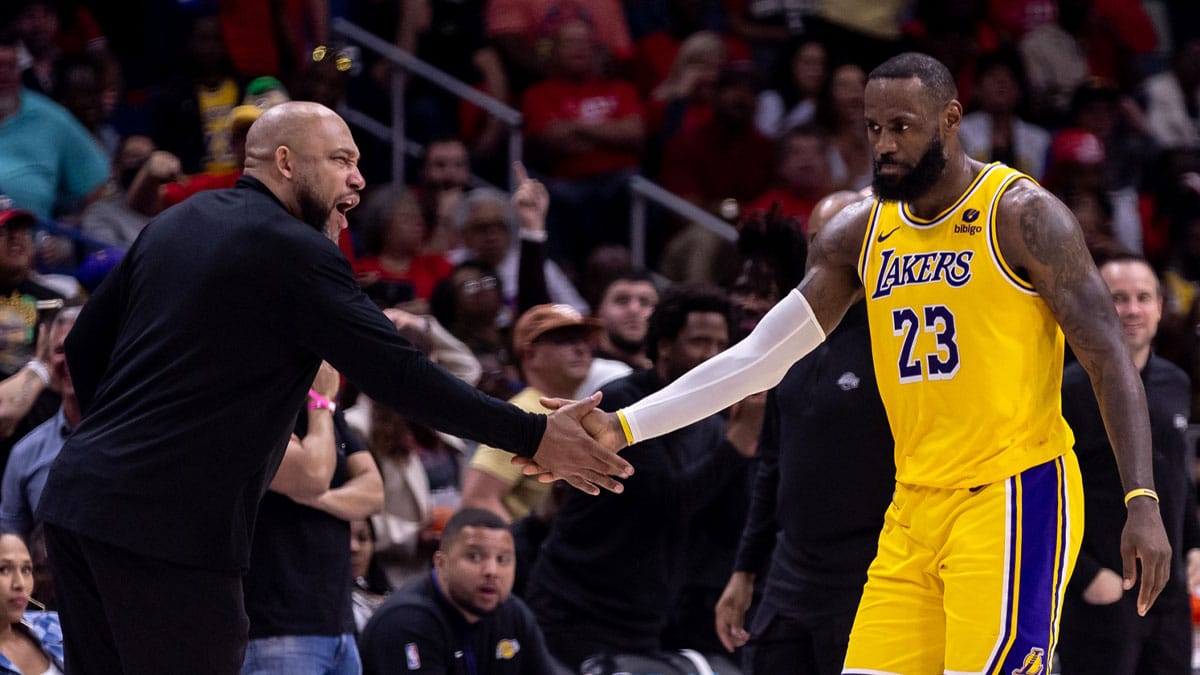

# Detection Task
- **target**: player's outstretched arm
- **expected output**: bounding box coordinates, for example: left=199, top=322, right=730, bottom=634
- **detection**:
left=514, top=196, right=875, bottom=481
left=602, top=196, right=872, bottom=446
left=995, top=182, right=1171, bottom=616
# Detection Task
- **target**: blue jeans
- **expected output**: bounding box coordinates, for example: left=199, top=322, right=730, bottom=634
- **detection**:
left=241, top=634, right=361, bottom=675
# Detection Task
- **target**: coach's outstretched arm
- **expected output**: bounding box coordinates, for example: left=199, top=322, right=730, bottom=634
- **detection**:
left=996, top=180, right=1171, bottom=616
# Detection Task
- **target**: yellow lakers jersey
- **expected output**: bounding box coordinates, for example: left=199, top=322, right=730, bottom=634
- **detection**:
left=858, top=162, right=1074, bottom=488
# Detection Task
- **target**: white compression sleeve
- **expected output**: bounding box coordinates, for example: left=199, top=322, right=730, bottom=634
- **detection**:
left=621, top=289, right=826, bottom=443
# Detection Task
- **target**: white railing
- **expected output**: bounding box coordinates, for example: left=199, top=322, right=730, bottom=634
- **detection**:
left=331, top=19, right=739, bottom=271
left=627, top=175, right=738, bottom=270
left=331, top=18, right=523, bottom=191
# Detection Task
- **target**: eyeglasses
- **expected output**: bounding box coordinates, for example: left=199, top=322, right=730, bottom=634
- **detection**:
left=460, top=276, right=498, bottom=295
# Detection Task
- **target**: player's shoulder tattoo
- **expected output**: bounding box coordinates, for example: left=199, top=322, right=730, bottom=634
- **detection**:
left=813, top=195, right=875, bottom=266
left=999, top=182, right=1091, bottom=278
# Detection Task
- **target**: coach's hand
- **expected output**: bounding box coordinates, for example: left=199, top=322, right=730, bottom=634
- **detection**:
left=524, top=392, right=633, bottom=496
left=1121, top=496, right=1171, bottom=616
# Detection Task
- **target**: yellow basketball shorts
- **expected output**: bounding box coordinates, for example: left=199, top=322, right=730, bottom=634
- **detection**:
left=843, top=453, right=1083, bottom=675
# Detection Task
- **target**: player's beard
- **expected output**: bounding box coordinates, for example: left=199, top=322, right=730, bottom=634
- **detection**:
left=872, top=132, right=947, bottom=203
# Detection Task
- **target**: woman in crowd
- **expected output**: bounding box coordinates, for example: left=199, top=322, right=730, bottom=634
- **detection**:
left=349, top=519, right=389, bottom=637
left=0, top=532, right=63, bottom=674
left=352, top=185, right=453, bottom=314
left=756, top=37, right=828, bottom=138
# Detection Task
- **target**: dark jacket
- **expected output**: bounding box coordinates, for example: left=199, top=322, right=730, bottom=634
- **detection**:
left=361, top=572, right=556, bottom=674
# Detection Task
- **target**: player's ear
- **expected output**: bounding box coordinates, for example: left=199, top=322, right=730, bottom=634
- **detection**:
left=943, top=99, right=963, bottom=134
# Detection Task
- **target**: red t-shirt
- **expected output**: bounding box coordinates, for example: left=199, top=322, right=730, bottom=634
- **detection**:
left=162, top=170, right=243, bottom=209
left=661, top=122, right=776, bottom=206
left=219, top=0, right=316, bottom=77
left=486, top=0, right=633, bottom=61
left=352, top=254, right=453, bottom=300
left=522, top=78, right=644, bottom=179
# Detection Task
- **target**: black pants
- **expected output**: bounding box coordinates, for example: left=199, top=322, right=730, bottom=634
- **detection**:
left=742, top=588, right=859, bottom=675
left=1057, top=591, right=1192, bottom=675
left=44, top=524, right=249, bottom=675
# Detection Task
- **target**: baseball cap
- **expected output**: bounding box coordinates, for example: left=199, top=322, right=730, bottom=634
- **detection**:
left=245, top=76, right=287, bottom=98
left=1051, top=129, right=1105, bottom=166
left=0, top=208, right=36, bottom=229
left=513, top=304, right=603, bottom=355
left=232, top=77, right=291, bottom=132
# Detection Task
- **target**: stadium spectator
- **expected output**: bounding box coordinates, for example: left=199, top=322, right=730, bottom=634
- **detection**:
left=360, top=508, right=559, bottom=674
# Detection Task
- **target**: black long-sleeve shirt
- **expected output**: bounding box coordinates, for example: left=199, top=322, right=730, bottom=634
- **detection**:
left=1062, top=355, right=1200, bottom=609
left=38, top=176, right=545, bottom=572
left=734, top=303, right=895, bottom=594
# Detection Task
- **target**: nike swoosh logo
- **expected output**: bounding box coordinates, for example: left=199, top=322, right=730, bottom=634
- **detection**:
left=876, top=226, right=901, bottom=243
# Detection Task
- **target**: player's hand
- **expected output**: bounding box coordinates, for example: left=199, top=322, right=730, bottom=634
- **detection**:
left=522, top=392, right=633, bottom=495
left=715, top=571, right=754, bottom=652
left=1081, top=568, right=1123, bottom=605
left=1120, top=497, right=1171, bottom=615
left=513, top=397, right=629, bottom=478
left=539, top=396, right=628, bottom=450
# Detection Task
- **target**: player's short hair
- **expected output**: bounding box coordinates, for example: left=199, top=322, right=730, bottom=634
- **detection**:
left=868, top=52, right=958, bottom=108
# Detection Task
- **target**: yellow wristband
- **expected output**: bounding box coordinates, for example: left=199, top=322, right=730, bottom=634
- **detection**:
left=616, top=410, right=634, bottom=445
left=1124, top=488, right=1159, bottom=506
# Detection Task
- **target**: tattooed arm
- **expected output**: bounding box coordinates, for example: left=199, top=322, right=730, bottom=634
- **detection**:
left=995, top=181, right=1170, bottom=615
left=796, top=194, right=873, bottom=330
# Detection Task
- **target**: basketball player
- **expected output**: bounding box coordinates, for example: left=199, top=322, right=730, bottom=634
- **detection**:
left=530, top=52, right=1171, bottom=673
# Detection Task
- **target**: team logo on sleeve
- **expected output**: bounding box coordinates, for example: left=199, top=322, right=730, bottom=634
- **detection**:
left=871, top=249, right=973, bottom=299
left=496, top=638, right=521, bottom=659
left=837, top=371, right=861, bottom=391
left=405, top=643, right=421, bottom=670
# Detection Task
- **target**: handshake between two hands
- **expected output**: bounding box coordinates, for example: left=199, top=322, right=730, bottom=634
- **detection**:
left=509, top=392, right=634, bottom=497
